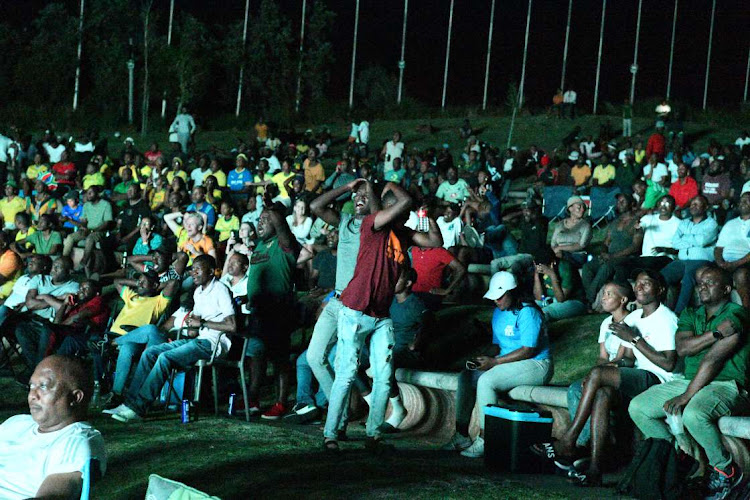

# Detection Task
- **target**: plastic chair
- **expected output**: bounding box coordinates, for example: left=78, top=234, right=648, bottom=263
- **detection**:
left=209, top=331, right=252, bottom=422
left=79, top=458, right=100, bottom=500
left=163, top=326, right=223, bottom=412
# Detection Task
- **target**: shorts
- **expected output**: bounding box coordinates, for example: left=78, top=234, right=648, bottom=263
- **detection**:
left=619, top=367, right=660, bottom=401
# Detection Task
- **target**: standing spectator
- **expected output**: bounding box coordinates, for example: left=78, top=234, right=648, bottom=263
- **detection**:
left=168, top=106, right=197, bottom=154
left=563, top=88, right=577, bottom=119
left=381, top=131, right=405, bottom=173
left=622, top=98, right=633, bottom=138
left=254, top=117, right=268, bottom=143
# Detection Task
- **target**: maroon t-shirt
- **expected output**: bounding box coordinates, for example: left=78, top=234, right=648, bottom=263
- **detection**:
left=340, top=213, right=406, bottom=318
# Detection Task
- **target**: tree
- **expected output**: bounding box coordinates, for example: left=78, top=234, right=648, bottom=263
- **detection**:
left=141, top=0, right=154, bottom=135
left=355, top=66, right=397, bottom=113
left=300, top=0, right=336, bottom=115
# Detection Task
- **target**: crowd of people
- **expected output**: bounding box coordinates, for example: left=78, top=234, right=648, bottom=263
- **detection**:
left=0, top=110, right=749, bottom=499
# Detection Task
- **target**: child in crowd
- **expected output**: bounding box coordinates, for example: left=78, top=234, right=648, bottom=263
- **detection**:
left=60, top=192, right=83, bottom=231
left=215, top=201, right=240, bottom=243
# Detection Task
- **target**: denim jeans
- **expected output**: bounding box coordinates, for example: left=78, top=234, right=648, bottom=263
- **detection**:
left=567, top=380, right=591, bottom=447
left=484, top=224, right=518, bottom=259
left=296, top=348, right=331, bottom=408
left=541, top=299, right=587, bottom=322
left=125, top=338, right=212, bottom=415
left=15, top=319, right=53, bottom=368
left=324, top=305, right=394, bottom=440
left=629, top=379, right=749, bottom=470
left=112, top=325, right=167, bottom=395
left=660, top=259, right=709, bottom=313
left=307, top=297, right=341, bottom=401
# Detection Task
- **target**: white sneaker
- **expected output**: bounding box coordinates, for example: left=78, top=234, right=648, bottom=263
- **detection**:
left=111, top=406, right=142, bottom=423
left=102, top=403, right=127, bottom=415
left=461, top=436, right=485, bottom=458
left=440, top=432, right=473, bottom=452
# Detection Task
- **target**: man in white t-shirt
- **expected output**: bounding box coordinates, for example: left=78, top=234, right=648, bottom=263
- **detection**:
left=563, top=88, right=577, bottom=119
left=643, top=154, right=668, bottom=184
left=43, top=138, right=67, bottom=164
left=169, top=106, right=197, bottom=154
left=436, top=203, right=463, bottom=249
left=0, top=133, right=11, bottom=164
left=715, top=192, right=750, bottom=308
left=0, top=355, right=106, bottom=500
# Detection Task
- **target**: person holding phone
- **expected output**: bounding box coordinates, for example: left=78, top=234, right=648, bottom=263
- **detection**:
left=442, top=271, right=553, bottom=458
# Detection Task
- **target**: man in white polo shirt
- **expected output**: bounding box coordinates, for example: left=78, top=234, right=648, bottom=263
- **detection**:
left=715, top=192, right=750, bottom=308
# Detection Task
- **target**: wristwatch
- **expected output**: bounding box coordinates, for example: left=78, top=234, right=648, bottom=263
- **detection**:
left=712, top=330, right=724, bottom=340
left=631, top=335, right=643, bottom=347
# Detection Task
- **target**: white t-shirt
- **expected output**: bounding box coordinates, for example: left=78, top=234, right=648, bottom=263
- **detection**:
left=741, top=180, right=750, bottom=196
left=264, top=154, right=281, bottom=174
left=190, top=167, right=208, bottom=187
left=622, top=304, right=678, bottom=383
left=563, top=90, right=577, bottom=103
left=220, top=273, right=249, bottom=314
left=598, top=315, right=623, bottom=361
left=4, top=274, right=39, bottom=310
left=349, top=123, right=359, bottom=139
left=735, top=136, right=750, bottom=147
left=0, top=134, right=12, bottom=163
left=358, top=121, right=370, bottom=144
left=436, top=216, right=463, bottom=249
left=716, top=216, right=750, bottom=262
left=0, top=415, right=106, bottom=500
left=192, top=278, right=234, bottom=357
left=639, top=214, right=680, bottom=257
left=286, top=215, right=313, bottom=246
left=666, top=160, right=680, bottom=183
left=43, top=143, right=66, bottom=163
left=74, top=141, right=95, bottom=153
left=384, top=141, right=405, bottom=171
left=643, top=162, right=668, bottom=184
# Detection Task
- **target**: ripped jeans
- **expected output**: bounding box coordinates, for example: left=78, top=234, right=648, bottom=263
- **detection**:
left=323, top=305, right=394, bottom=440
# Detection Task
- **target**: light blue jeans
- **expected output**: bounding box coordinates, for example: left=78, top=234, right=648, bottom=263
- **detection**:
left=540, top=299, right=588, bottom=322
left=296, top=348, right=331, bottom=408
left=307, top=297, right=342, bottom=401
left=567, top=380, right=590, bottom=447
left=112, top=324, right=167, bottom=395
left=125, top=338, right=212, bottom=415
left=324, top=305, right=394, bottom=440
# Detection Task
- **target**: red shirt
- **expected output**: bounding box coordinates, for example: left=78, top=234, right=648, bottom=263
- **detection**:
left=66, top=295, right=110, bottom=331
left=668, top=177, right=699, bottom=208
left=340, top=213, right=406, bottom=318
left=144, top=150, right=162, bottom=165
left=52, top=162, right=76, bottom=185
left=646, top=133, right=666, bottom=161
left=410, top=247, right=455, bottom=293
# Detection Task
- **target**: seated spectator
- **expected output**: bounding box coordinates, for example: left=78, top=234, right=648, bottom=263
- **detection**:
left=286, top=198, right=314, bottom=247
left=110, top=255, right=234, bottom=422
left=491, top=200, right=547, bottom=275
left=81, top=162, right=105, bottom=191
left=436, top=166, right=471, bottom=205
left=186, top=186, right=217, bottom=231
left=550, top=196, right=592, bottom=267
left=436, top=203, right=463, bottom=251
left=616, top=195, right=679, bottom=280
left=51, top=150, right=76, bottom=190
left=590, top=156, right=615, bottom=188
left=714, top=192, right=750, bottom=308
left=0, top=231, right=24, bottom=301
left=660, top=195, right=718, bottom=313
left=0, top=355, right=106, bottom=499
left=226, top=222, right=256, bottom=256
left=164, top=211, right=217, bottom=265
left=461, top=196, right=517, bottom=262
left=14, top=212, right=35, bottom=246
left=410, top=238, right=467, bottom=311
left=668, top=163, right=699, bottom=217
left=241, top=193, right=264, bottom=228
left=615, top=151, right=640, bottom=194
left=0, top=254, right=50, bottom=331
left=384, top=157, right=406, bottom=184
left=570, top=158, right=591, bottom=192
left=0, top=182, right=27, bottom=230
left=111, top=166, right=136, bottom=209
left=25, top=152, right=48, bottom=182
left=62, top=187, right=114, bottom=274
left=534, top=270, right=677, bottom=486
left=250, top=158, right=273, bottom=197
left=581, top=193, right=643, bottom=306
left=205, top=159, right=227, bottom=188
left=29, top=182, right=59, bottom=223
left=115, top=183, right=152, bottom=251
left=215, top=201, right=240, bottom=243
left=131, top=215, right=163, bottom=257
left=643, top=154, right=668, bottom=185
left=227, top=154, right=253, bottom=195
left=166, top=157, right=189, bottom=185
left=303, top=148, right=325, bottom=194
left=309, top=231, right=338, bottom=294
left=220, top=251, right=249, bottom=305
left=443, top=271, right=553, bottom=458
left=629, top=265, right=747, bottom=500
left=12, top=213, right=63, bottom=257
left=272, top=159, right=296, bottom=203
left=60, top=191, right=83, bottom=231
left=533, top=250, right=587, bottom=321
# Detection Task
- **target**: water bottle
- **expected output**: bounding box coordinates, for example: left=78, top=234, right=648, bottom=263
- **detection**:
left=665, top=412, right=685, bottom=435
left=417, top=208, right=429, bottom=232
left=121, top=251, right=128, bottom=269
left=228, top=393, right=236, bottom=416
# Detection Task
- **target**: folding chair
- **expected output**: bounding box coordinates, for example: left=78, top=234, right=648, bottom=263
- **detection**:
left=79, top=458, right=101, bottom=500
left=542, top=186, right=574, bottom=221
left=589, top=186, right=622, bottom=228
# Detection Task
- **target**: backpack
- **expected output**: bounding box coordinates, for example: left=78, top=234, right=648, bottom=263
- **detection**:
left=616, top=438, right=698, bottom=500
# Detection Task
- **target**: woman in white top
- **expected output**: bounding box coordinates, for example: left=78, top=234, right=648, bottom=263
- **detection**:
left=381, top=131, right=405, bottom=173
left=533, top=270, right=678, bottom=486
left=286, top=198, right=314, bottom=246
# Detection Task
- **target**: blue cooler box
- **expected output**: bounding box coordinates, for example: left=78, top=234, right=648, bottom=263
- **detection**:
left=484, top=404, right=554, bottom=473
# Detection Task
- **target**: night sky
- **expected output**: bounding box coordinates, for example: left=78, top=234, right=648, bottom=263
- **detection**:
left=9, top=0, right=750, bottom=110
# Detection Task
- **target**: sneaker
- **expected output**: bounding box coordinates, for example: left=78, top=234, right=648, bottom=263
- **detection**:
left=101, top=394, right=124, bottom=412
left=111, top=405, right=142, bottom=423
left=282, top=404, right=321, bottom=425
left=460, top=436, right=485, bottom=458
left=705, top=464, right=743, bottom=500
left=441, top=432, right=473, bottom=452
left=102, top=403, right=128, bottom=415
left=261, top=402, right=287, bottom=420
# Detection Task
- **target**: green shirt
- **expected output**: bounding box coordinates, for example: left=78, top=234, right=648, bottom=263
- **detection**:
left=82, top=200, right=113, bottom=230
left=113, top=181, right=135, bottom=208
left=246, top=235, right=296, bottom=308
left=26, top=230, right=63, bottom=255
left=678, top=302, right=750, bottom=387
left=543, top=259, right=585, bottom=303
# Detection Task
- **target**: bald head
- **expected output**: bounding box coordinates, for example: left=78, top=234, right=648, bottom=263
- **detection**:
left=28, top=355, right=92, bottom=432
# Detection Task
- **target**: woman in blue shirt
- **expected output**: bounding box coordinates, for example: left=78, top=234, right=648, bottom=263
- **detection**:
left=443, top=271, right=553, bottom=458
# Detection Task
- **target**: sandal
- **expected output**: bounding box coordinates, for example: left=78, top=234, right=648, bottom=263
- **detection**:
left=323, top=439, right=340, bottom=453
left=567, top=468, right=602, bottom=487
left=529, top=441, right=574, bottom=471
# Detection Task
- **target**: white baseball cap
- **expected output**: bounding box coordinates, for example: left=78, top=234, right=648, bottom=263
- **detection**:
left=483, top=271, right=517, bottom=300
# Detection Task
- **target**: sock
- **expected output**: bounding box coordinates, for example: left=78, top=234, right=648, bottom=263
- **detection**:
left=385, top=395, right=407, bottom=428
left=363, top=393, right=372, bottom=407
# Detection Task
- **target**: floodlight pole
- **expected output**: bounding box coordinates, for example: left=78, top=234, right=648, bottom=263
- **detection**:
left=294, top=0, right=307, bottom=113
left=348, top=0, right=360, bottom=109
left=517, top=0, right=532, bottom=107
left=73, top=0, right=85, bottom=111
left=441, top=0, right=455, bottom=110
left=666, top=0, right=678, bottom=100
left=236, top=0, right=251, bottom=117
left=560, top=0, right=572, bottom=91
left=629, top=0, right=642, bottom=104
left=397, top=0, right=408, bottom=105
left=703, top=0, right=716, bottom=110
left=744, top=45, right=750, bottom=103
left=593, top=0, right=606, bottom=114
left=161, top=0, right=174, bottom=119
left=482, top=0, right=496, bottom=110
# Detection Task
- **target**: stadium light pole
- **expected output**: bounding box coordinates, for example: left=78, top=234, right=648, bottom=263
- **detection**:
left=560, top=0, right=572, bottom=91
left=744, top=45, right=750, bottom=103
left=161, top=0, right=174, bottom=119
left=348, top=0, right=360, bottom=109
left=482, top=0, right=496, bottom=111
left=236, top=0, right=251, bottom=117
left=127, top=38, right=135, bottom=125
left=396, top=0, right=408, bottom=105
left=666, top=0, right=678, bottom=100
left=72, top=0, right=85, bottom=111
left=517, top=0, right=532, bottom=107
left=294, top=0, right=307, bottom=113
left=441, top=0, right=455, bottom=110
left=703, top=0, right=716, bottom=110
left=593, top=0, right=606, bottom=114
left=629, top=0, right=642, bottom=104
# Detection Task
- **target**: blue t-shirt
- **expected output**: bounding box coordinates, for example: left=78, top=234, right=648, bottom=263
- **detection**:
left=491, top=304, right=550, bottom=361
left=186, top=202, right=217, bottom=227
left=227, top=169, right=252, bottom=192
left=389, top=294, right=427, bottom=350
left=61, top=204, right=83, bottom=229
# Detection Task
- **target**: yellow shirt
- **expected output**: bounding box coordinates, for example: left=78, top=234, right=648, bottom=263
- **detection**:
left=592, top=164, right=616, bottom=185
left=253, top=173, right=272, bottom=196
left=111, top=287, right=172, bottom=335
left=15, top=227, right=36, bottom=249
left=26, top=164, right=48, bottom=181
left=150, top=189, right=167, bottom=210
left=215, top=215, right=240, bottom=242
left=118, top=165, right=138, bottom=180
left=272, top=171, right=295, bottom=198
left=0, top=197, right=28, bottom=227
left=204, top=170, right=227, bottom=187
left=83, top=173, right=106, bottom=190
left=570, top=165, right=592, bottom=187
left=255, top=123, right=269, bottom=141
left=166, top=170, right=188, bottom=184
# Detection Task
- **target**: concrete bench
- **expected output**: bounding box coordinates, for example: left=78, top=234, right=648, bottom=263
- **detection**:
left=392, top=369, right=750, bottom=471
